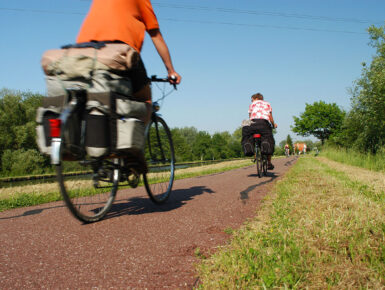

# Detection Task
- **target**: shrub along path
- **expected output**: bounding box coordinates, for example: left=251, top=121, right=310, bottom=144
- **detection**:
left=0, top=156, right=297, bottom=288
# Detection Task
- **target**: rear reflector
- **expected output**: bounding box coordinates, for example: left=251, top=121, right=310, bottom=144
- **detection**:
left=49, top=119, right=61, bottom=138
left=253, top=134, right=261, bottom=138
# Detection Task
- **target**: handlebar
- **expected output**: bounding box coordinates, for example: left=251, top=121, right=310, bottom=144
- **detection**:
left=150, top=75, right=177, bottom=90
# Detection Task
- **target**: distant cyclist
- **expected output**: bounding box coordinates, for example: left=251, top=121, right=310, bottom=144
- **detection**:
left=248, top=93, right=277, bottom=170
left=76, top=0, right=181, bottom=123
left=284, top=144, right=290, bottom=157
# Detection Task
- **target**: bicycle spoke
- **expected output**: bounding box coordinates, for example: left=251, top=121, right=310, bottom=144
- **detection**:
left=57, top=157, right=119, bottom=222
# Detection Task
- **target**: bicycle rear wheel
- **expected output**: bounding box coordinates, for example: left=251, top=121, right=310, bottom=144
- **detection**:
left=143, top=116, right=175, bottom=204
left=255, top=145, right=263, bottom=178
left=262, top=155, right=268, bottom=176
left=57, top=153, right=119, bottom=223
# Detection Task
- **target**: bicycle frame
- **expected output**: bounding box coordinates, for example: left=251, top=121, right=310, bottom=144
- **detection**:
left=50, top=77, right=176, bottom=222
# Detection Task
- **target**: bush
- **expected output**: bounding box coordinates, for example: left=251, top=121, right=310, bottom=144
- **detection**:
left=1, top=149, right=49, bottom=177
left=274, top=146, right=285, bottom=156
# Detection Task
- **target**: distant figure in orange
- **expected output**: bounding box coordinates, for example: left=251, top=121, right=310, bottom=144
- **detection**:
left=294, top=143, right=307, bottom=155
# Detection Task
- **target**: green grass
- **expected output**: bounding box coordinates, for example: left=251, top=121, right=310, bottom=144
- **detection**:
left=196, top=156, right=385, bottom=288
left=320, top=146, right=385, bottom=172
left=0, top=191, right=62, bottom=212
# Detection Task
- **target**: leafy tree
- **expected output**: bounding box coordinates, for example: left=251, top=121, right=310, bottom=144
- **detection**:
left=292, top=101, right=345, bottom=145
left=279, top=140, right=286, bottom=148
left=232, top=126, right=242, bottom=142
left=192, top=131, right=212, bottom=160
left=286, top=134, right=294, bottom=154
left=0, top=89, right=43, bottom=172
left=176, top=126, right=198, bottom=146
left=1, top=149, right=48, bottom=176
left=341, top=24, right=385, bottom=153
left=170, top=128, right=192, bottom=162
left=274, top=146, right=285, bottom=156
left=0, top=89, right=42, bottom=150
left=229, top=127, right=243, bottom=158
left=211, top=132, right=232, bottom=159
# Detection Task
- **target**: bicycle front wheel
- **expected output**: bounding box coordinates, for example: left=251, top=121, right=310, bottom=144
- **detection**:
left=57, top=154, right=119, bottom=223
left=143, top=116, right=175, bottom=204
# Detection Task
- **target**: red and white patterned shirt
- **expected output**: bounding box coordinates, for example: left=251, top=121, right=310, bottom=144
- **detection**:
left=248, top=100, right=272, bottom=121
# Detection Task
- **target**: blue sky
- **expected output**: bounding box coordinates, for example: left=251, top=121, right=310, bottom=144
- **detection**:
left=0, top=0, right=384, bottom=143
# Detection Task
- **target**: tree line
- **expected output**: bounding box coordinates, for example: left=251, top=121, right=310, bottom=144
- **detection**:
left=0, top=88, right=248, bottom=177
left=291, top=24, right=385, bottom=155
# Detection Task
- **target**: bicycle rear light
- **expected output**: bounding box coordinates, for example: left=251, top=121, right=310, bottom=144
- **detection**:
left=49, top=119, right=61, bottom=138
left=253, top=134, right=261, bottom=138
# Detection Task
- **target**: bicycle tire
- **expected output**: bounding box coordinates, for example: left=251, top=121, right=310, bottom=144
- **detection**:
left=143, top=116, right=175, bottom=204
left=56, top=126, right=119, bottom=222
left=255, top=144, right=263, bottom=178
left=262, top=155, right=268, bottom=176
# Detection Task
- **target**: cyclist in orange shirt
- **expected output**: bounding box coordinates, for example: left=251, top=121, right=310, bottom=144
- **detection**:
left=77, top=0, right=181, bottom=121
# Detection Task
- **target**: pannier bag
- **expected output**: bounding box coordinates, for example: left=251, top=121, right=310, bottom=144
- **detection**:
left=242, top=136, right=254, bottom=157
left=85, top=101, right=110, bottom=157
left=241, top=120, right=254, bottom=156
left=84, top=93, right=146, bottom=158
left=36, top=94, right=85, bottom=159
left=36, top=92, right=146, bottom=158
left=37, top=44, right=147, bottom=158
left=261, top=140, right=274, bottom=155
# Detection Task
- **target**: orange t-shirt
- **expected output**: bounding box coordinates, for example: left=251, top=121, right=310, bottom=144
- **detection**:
left=76, top=0, right=159, bottom=52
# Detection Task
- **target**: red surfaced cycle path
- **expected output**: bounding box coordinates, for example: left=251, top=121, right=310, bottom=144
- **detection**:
left=0, top=157, right=297, bottom=288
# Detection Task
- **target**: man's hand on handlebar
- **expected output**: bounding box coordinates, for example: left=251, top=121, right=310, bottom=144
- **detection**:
left=168, top=72, right=181, bottom=85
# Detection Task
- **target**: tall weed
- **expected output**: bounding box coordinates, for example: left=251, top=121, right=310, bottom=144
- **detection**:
left=320, top=146, right=385, bottom=172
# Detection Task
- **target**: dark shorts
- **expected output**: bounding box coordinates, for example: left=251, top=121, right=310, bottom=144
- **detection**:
left=250, top=119, right=275, bottom=150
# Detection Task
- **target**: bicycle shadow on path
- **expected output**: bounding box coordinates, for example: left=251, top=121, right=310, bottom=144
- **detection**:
left=240, top=172, right=279, bottom=203
left=104, top=185, right=215, bottom=220
left=0, top=204, right=66, bottom=220
left=0, top=186, right=215, bottom=221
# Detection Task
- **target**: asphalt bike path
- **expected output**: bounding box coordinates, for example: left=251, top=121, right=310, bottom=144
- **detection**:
left=0, top=156, right=297, bottom=288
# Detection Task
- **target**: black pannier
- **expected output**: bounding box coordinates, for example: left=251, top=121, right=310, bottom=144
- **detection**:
left=241, top=120, right=254, bottom=156
left=261, top=140, right=274, bottom=155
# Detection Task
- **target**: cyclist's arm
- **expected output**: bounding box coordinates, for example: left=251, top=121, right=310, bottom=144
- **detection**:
left=148, top=29, right=181, bottom=84
left=269, top=112, right=277, bottom=128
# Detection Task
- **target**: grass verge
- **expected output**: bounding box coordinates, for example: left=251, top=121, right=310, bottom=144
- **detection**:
left=196, top=156, right=385, bottom=288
